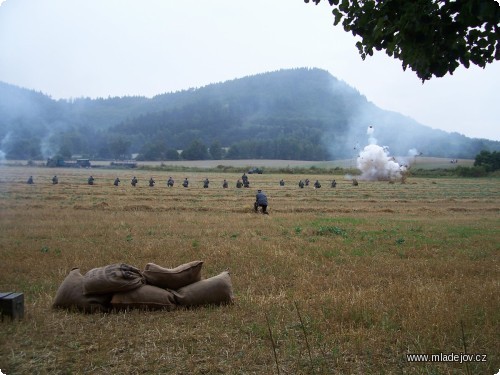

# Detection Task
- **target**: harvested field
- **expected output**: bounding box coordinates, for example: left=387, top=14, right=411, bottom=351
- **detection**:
left=0, top=166, right=498, bottom=374
left=14, top=156, right=475, bottom=170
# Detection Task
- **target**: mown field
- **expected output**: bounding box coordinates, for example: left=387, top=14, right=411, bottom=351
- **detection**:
left=0, top=166, right=498, bottom=374
left=15, top=156, right=474, bottom=170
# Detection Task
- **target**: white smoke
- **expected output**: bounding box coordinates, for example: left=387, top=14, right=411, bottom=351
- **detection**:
left=366, top=125, right=376, bottom=144
left=0, top=132, right=12, bottom=163
left=408, top=148, right=419, bottom=157
left=356, top=126, right=407, bottom=181
left=41, top=133, right=57, bottom=159
left=393, top=148, right=423, bottom=169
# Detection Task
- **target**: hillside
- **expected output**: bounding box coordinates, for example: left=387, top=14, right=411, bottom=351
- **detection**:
left=0, top=68, right=498, bottom=161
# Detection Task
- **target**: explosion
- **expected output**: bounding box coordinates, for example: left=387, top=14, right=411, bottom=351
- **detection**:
left=356, top=126, right=407, bottom=181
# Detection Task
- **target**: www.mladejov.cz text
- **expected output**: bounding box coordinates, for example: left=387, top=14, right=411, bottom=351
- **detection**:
left=406, top=352, right=488, bottom=364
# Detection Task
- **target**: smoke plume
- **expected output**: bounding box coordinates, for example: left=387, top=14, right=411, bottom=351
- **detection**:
left=0, top=132, right=12, bottom=163
left=356, top=126, right=407, bottom=181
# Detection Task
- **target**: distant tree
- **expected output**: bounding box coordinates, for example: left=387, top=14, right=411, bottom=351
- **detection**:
left=164, top=148, right=180, bottom=161
left=58, top=144, right=72, bottom=159
left=57, top=130, right=88, bottom=156
left=180, top=139, right=210, bottom=160
left=305, top=0, right=500, bottom=81
left=136, top=141, right=168, bottom=161
left=108, top=137, right=131, bottom=159
left=226, top=137, right=329, bottom=160
left=5, top=137, right=41, bottom=160
left=474, top=150, right=500, bottom=172
left=225, top=144, right=241, bottom=159
left=209, top=140, right=224, bottom=160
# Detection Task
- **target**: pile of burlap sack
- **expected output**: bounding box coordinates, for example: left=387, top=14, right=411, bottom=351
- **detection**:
left=52, top=261, right=233, bottom=313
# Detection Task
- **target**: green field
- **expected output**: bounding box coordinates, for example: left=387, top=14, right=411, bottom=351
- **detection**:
left=0, top=166, right=498, bottom=374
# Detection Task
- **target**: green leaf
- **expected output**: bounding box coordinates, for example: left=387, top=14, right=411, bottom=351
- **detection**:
left=332, top=8, right=343, bottom=25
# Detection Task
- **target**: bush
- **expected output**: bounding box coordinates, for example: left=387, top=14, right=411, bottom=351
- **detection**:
left=455, top=166, right=488, bottom=177
left=474, top=150, right=500, bottom=172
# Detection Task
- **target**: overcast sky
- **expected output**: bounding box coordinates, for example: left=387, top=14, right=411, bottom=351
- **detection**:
left=0, top=0, right=499, bottom=141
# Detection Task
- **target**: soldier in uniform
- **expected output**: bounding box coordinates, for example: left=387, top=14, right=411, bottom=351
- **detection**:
left=298, top=180, right=304, bottom=188
left=167, top=176, right=174, bottom=187
left=182, top=178, right=189, bottom=188
left=254, top=189, right=269, bottom=215
left=222, top=179, right=228, bottom=188
left=203, top=178, right=210, bottom=188
left=27, top=176, right=34, bottom=184
left=88, top=176, right=95, bottom=185
left=305, top=178, right=310, bottom=187
left=131, top=176, right=138, bottom=186
left=279, top=179, right=285, bottom=186
left=236, top=179, right=243, bottom=188
left=114, top=177, right=120, bottom=186
left=352, top=178, right=358, bottom=186
left=149, top=177, right=155, bottom=187
left=331, top=180, right=337, bottom=188
left=52, top=175, right=59, bottom=185
left=314, top=180, right=321, bottom=189
left=242, top=173, right=250, bottom=188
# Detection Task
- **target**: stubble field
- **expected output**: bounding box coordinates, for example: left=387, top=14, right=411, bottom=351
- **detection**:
left=0, top=166, right=498, bottom=374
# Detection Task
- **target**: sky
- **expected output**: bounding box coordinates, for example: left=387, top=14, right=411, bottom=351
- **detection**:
left=0, top=0, right=499, bottom=141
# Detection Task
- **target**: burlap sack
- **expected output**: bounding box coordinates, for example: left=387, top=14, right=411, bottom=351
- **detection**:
left=143, top=260, right=203, bottom=290
left=111, top=285, right=177, bottom=311
left=53, top=268, right=112, bottom=313
left=172, top=271, right=234, bottom=307
left=83, top=263, right=144, bottom=295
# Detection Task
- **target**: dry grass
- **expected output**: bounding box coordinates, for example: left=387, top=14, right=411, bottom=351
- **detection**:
left=0, top=166, right=498, bottom=374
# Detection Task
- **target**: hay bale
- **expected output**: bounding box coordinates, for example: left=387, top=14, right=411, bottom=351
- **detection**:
left=172, top=271, right=234, bottom=307
left=53, top=268, right=112, bottom=313
left=111, top=285, right=176, bottom=311
left=83, top=263, right=144, bottom=295
left=143, top=260, right=203, bottom=290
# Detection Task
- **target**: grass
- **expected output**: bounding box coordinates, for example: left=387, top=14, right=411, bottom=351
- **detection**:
left=0, top=166, right=498, bottom=374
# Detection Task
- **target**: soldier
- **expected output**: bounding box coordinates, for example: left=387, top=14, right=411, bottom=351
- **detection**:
left=114, top=177, right=120, bottom=186
left=352, top=178, right=358, bottom=186
left=254, top=189, right=269, bottom=215
left=305, top=178, right=310, bottom=187
left=279, top=179, right=285, bottom=186
left=241, top=173, right=248, bottom=185
left=131, top=176, right=138, bottom=187
left=222, top=179, right=228, bottom=188
left=88, top=176, right=95, bottom=185
left=331, top=179, right=337, bottom=188
left=203, top=178, right=209, bottom=188
left=298, top=180, right=304, bottom=188
left=52, top=175, right=58, bottom=185
left=149, top=177, right=155, bottom=187
left=167, top=176, right=174, bottom=187
left=27, top=176, right=34, bottom=184
left=182, top=178, right=189, bottom=188
left=236, top=179, right=243, bottom=188
left=314, top=180, right=321, bottom=189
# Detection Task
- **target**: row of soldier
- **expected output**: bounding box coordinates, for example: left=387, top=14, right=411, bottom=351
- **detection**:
left=26, top=175, right=359, bottom=188
left=27, top=175, right=247, bottom=188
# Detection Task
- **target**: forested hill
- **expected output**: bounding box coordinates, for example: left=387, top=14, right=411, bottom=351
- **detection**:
left=0, top=68, right=498, bottom=161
